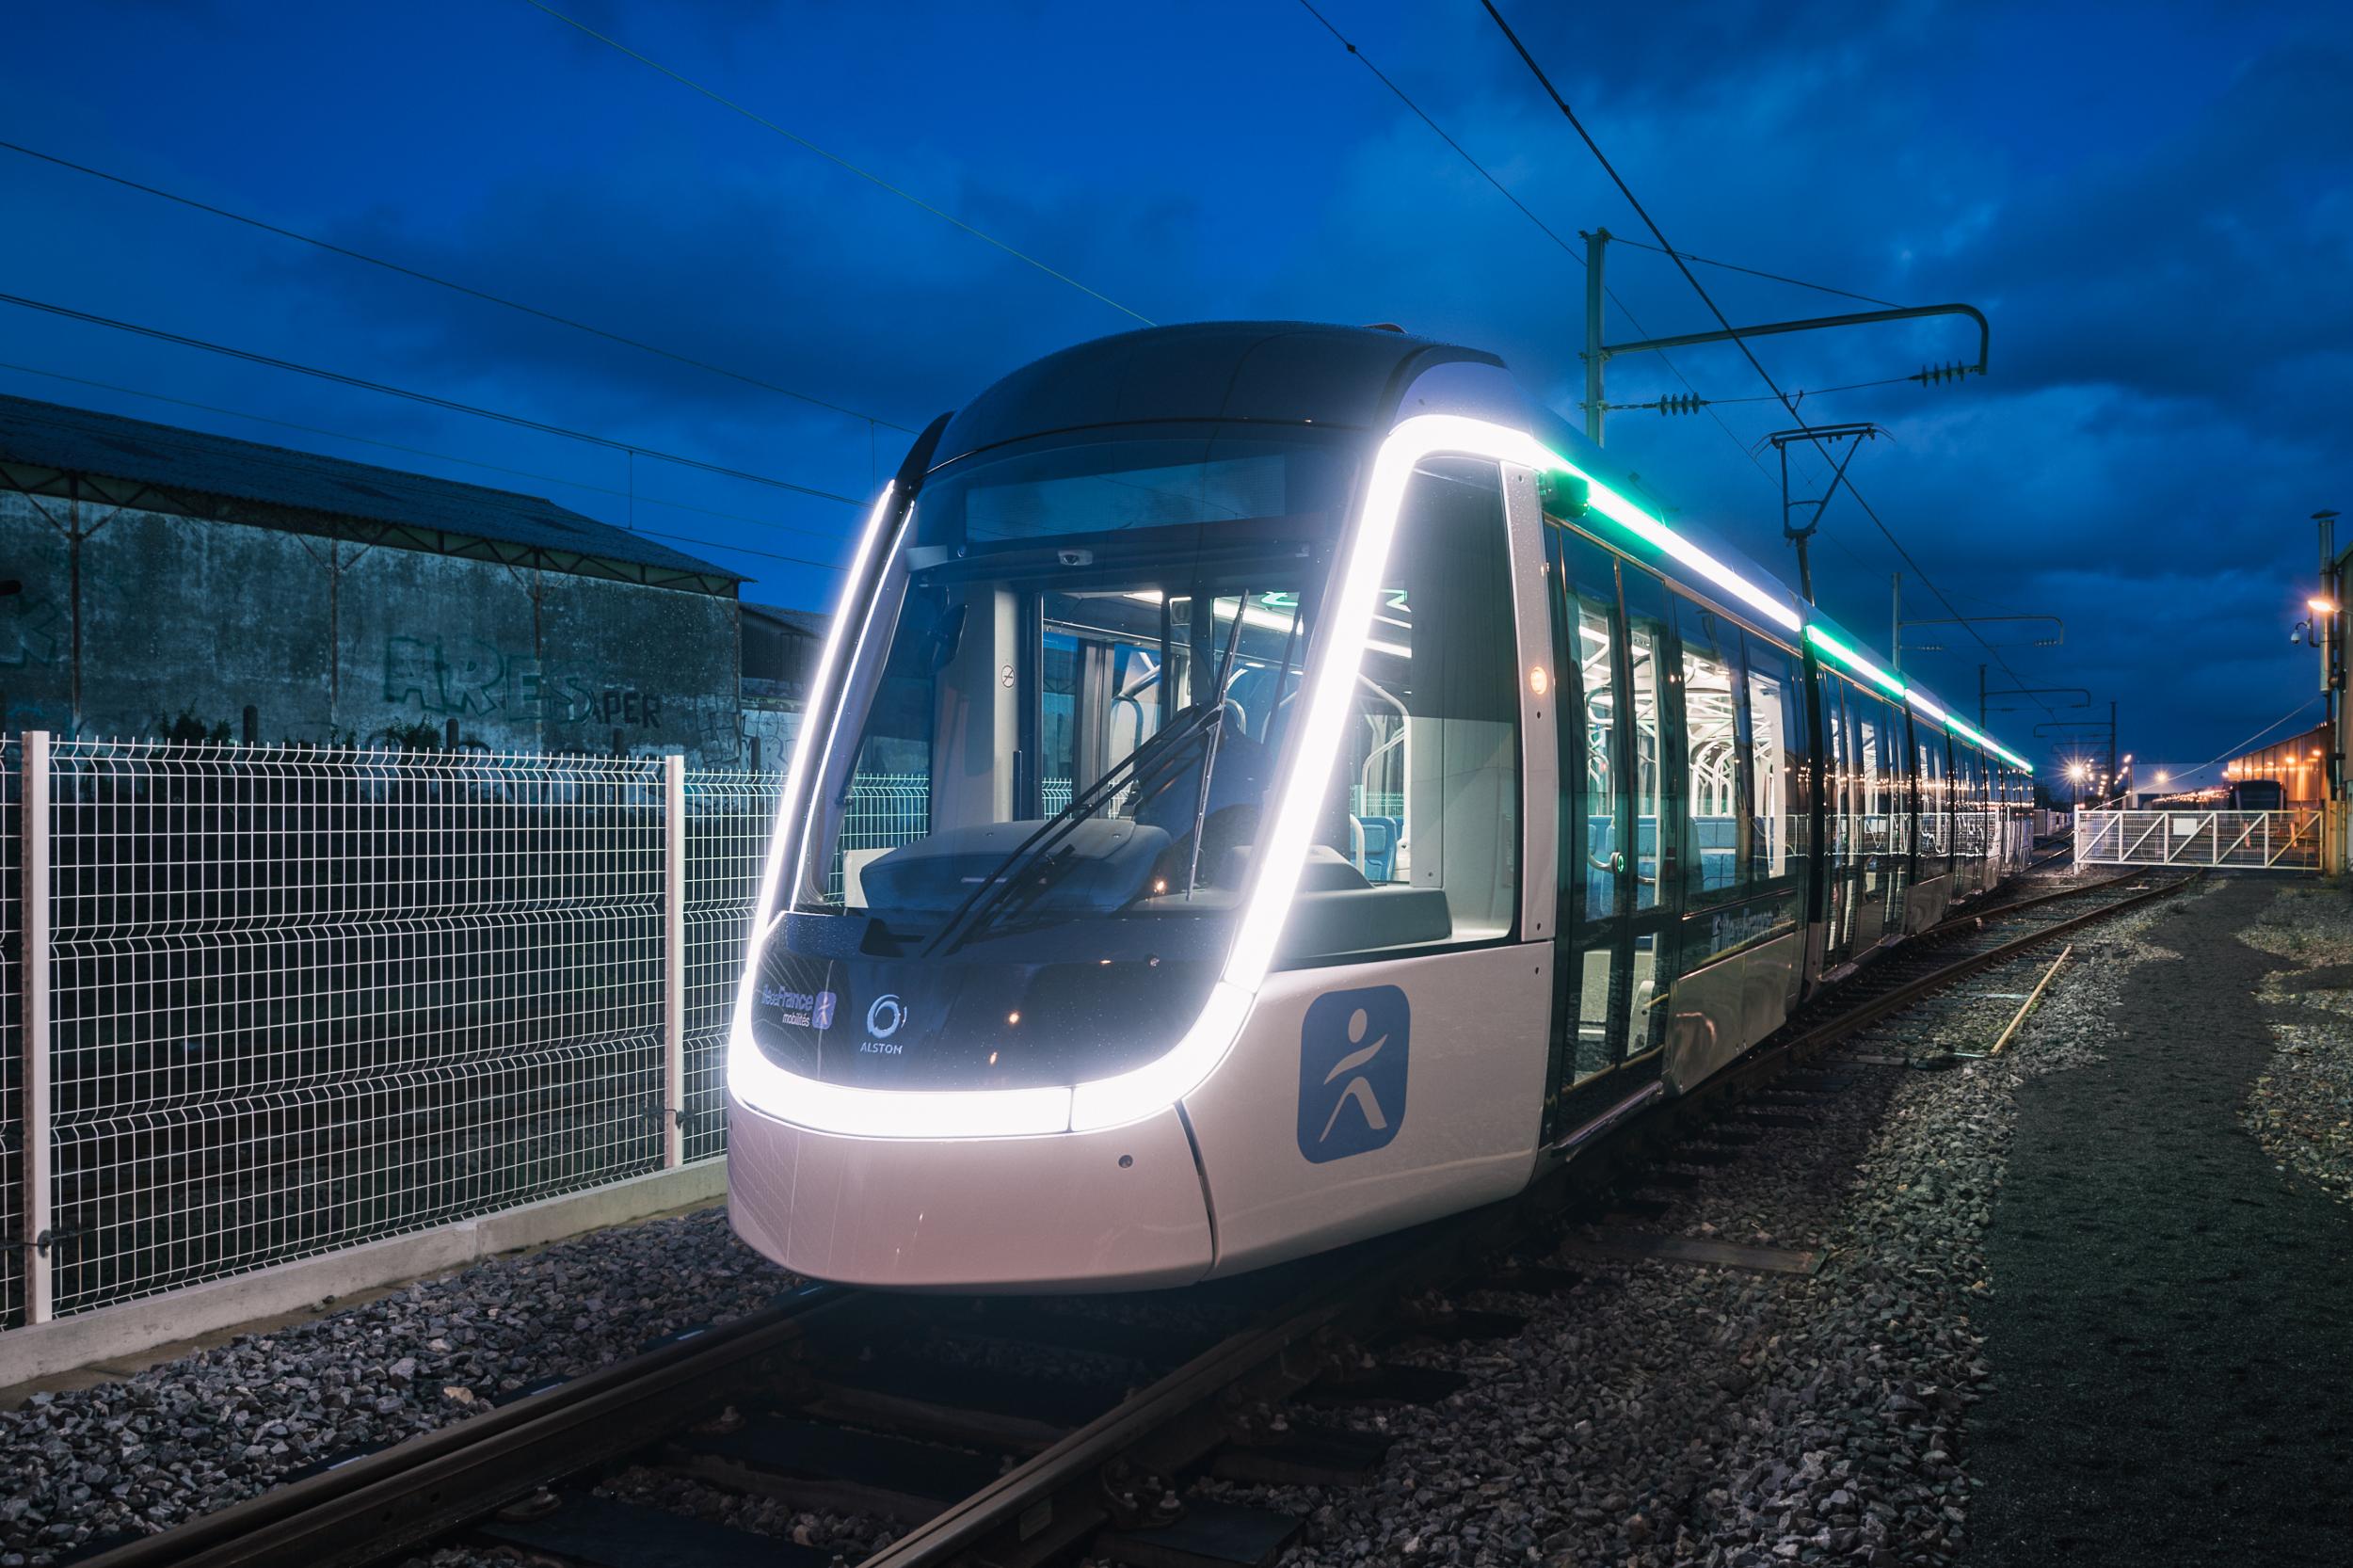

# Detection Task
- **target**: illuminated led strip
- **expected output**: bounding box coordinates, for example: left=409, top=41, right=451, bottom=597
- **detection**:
left=1076, top=414, right=1561, bottom=1130
left=1801, top=624, right=2032, bottom=773
left=726, top=484, right=1043, bottom=1130
left=1564, top=466, right=1805, bottom=633
left=733, top=409, right=2038, bottom=1144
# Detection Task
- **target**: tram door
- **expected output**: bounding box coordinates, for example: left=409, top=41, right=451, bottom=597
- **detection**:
left=1543, top=528, right=1687, bottom=1145
left=1817, top=673, right=1856, bottom=968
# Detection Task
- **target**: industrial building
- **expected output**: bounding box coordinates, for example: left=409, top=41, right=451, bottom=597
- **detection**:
left=0, top=392, right=781, bottom=764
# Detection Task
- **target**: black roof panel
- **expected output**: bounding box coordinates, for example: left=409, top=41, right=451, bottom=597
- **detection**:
left=935, top=321, right=1502, bottom=466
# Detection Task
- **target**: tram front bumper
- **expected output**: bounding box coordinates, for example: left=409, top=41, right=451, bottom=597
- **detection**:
left=725, top=1094, right=1214, bottom=1291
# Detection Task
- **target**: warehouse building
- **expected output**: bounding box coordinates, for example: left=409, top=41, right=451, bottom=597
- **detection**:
left=0, top=392, right=777, bottom=764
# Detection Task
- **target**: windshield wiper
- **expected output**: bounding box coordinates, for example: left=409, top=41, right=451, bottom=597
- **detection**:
left=921, top=697, right=1229, bottom=957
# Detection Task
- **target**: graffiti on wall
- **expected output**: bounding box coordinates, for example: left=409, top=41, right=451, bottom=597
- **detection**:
left=382, top=635, right=669, bottom=729
left=1, top=592, right=66, bottom=668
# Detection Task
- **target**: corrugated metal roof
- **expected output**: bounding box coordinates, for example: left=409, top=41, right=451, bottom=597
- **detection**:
left=0, top=392, right=739, bottom=584
left=743, top=601, right=827, bottom=637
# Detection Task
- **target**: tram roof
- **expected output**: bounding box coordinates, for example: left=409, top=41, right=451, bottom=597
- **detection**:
left=929, top=321, right=2025, bottom=771
left=934, top=320, right=1501, bottom=469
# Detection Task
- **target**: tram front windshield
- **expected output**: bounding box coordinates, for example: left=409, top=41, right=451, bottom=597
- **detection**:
left=748, top=425, right=1356, bottom=1093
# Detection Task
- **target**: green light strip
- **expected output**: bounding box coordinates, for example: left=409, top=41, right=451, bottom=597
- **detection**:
left=1545, top=446, right=2032, bottom=775
left=1802, top=625, right=2034, bottom=775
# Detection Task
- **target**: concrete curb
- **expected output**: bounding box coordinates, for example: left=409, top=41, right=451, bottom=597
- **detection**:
left=0, top=1160, right=730, bottom=1387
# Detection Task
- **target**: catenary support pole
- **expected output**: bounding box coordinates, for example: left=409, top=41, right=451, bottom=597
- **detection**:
left=22, top=730, right=52, bottom=1324
left=1891, top=573, right=1901, bottom=676
left=1583, top=228, right=1609, bottom=444
left=663, top=752, right=685, bottom=1169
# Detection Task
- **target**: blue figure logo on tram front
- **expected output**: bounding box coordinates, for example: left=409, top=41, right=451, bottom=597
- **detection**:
left=1297, top=985, right=1409, bottom=1162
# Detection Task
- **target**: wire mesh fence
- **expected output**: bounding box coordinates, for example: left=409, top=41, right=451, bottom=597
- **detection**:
left=1, top=738, right=21, bottom=1331
left=0, top=737, right=852, bottom=1329
left=680, top=771, right=780, bottom=1165
left=2074, top=808, right=2327, bottom=871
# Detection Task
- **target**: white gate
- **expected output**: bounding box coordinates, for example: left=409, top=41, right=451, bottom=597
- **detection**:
left=2074, top=808, right=2324, bottom=871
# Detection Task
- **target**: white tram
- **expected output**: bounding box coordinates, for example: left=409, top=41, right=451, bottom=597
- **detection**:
left=727, top=323, right=2033, bottom=1290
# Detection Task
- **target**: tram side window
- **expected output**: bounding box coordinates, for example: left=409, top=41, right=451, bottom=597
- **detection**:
left=1918, top=733, right=1949, bottom=858
left=1676, top=600, right=1745, bottom=899
left=1966, top=749, right=1989, bottom=857
left=1298, top=457, right=1519, bottom=960
left=1742, top=632, right=1803, bottom=884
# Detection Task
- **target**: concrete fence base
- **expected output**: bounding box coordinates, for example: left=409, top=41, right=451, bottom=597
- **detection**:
left=0, top=1160, right=729, bottom=1389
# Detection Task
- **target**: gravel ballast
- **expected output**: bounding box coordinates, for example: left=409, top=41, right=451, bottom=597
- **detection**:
left=1189, top=882, right=2188, bottom=1567
left=10, top=876, right=2346, bottom=1568
left=1966, top=877, right=2353, bottom=1567
left=2238, top=882, right=2353, bottom=1204
left=0, top=1208, right=790, bottom=1565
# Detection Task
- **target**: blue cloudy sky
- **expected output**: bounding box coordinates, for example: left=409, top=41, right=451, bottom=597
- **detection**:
left=5, top=0, right=2347, bottom=781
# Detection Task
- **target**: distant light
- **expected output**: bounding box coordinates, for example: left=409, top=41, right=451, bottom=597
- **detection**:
left=1529, top=666, right=1549, bottom=697
left=2311, top=598, right=2339, bottom=615
left=2156, top=771, right=2170, bottom=784
left=1006, top=1011, right=1021, bottom=1026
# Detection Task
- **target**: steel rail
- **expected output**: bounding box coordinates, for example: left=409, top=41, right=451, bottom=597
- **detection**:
left=1781, top=872, right=2198, bottom=1058
left=1922, top=866, right=2143, bottom=940
left=861, top=871, right=2202, bottom=1566
left=81, top=875, right=2198, bottom=1568
left=76, top=1286, right=858, bottom=1568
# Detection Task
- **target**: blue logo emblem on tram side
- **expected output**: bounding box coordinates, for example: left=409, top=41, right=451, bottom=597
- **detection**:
left=1297, top=986, right=1409, bottom=1162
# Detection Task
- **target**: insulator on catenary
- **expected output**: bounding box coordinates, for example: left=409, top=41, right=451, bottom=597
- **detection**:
left=1912, top=361, right=1977, bottom=387
left=1654, top=392, right=1706, bottom=415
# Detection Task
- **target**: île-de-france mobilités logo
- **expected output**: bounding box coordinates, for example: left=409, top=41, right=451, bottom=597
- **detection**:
left=1296, top=985, right=1409, bottom=1162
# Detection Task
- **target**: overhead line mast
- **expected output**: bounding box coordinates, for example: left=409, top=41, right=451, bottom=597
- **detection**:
left=1478, top=1, right=2057, bottom=723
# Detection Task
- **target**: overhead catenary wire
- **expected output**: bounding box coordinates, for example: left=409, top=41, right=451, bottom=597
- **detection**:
left=2172, top=696, right=2324, bottom=783
left=1597, top=233, right=1897, bottom=309
left=1291, top=3, right=1901, bottom=587
left=0, top=140, right=916, bottom=436
left=514, top=0, right=1153, bottom=327
left=0, top=292, right=865, bottom=507
left=0, top=360, right=857, bottom=558
left=1477, top=0, right=2057, bottom=723
left=1290, top=0, right=1786, bottom=494
left=1289, top=4, right=1893, bottom=308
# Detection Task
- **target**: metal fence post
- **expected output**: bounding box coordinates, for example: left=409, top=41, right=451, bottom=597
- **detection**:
left=663, top=753, right=685, bottom=1169
left=21, top=730, right=51, bottom=1324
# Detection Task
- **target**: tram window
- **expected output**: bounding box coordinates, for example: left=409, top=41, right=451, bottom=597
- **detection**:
left=1854, top=688, right=1906, bottom=872
left=1561, top=533, right=1627, bottom=1081
left=1675, top=600, right=1744, bottom=899
left=1298, top=457, right=1518, bottom=960
left=1743, top=632, right=1801, bottom=884
left=1576, top=596, right=1620, bottom=924
left=1040, top=592, right=1171, bottom=813
left=1918, top=733, right=1949, bottom=858
left=1627, top=599, right=1669, bottom=915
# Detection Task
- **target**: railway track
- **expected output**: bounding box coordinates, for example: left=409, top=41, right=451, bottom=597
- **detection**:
left=81, top=868, right=2199, bottom=1568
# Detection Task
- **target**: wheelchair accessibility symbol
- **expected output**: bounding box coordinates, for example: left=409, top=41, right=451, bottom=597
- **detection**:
left=1296, top=985, right=1408, bottom=1162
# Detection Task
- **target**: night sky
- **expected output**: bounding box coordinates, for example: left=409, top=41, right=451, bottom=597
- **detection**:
left=7, top=0, right=2347, bottom=785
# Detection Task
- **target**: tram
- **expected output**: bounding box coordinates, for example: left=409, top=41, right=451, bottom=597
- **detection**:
left=727, top=322, right=2033, bottom=1290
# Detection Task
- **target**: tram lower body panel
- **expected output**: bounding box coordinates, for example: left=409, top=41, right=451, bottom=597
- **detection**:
left=727, top=1100, right=1214, bottom=1292
left=1176, top=942, right=1551, bottom=1280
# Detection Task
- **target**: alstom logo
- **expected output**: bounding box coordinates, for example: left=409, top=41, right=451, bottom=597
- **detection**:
left=1296, top=985, right=1409, bottom=1162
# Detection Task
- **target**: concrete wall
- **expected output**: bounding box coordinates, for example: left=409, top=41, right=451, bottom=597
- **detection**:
left=0, top=488, right=750, bottom=763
